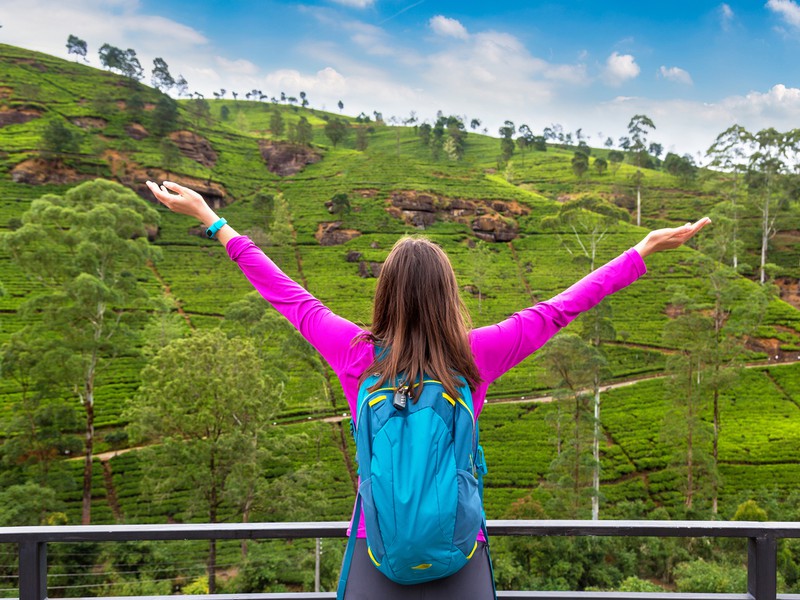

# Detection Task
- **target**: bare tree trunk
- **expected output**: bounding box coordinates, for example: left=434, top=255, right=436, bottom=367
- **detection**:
left=760, top=197, right=769, bottom=284
left=81, top=395, right=94, bottom=525
left=636, top=185, right=641, bottom=227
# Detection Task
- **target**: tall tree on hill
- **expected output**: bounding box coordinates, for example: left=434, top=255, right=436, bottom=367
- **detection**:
left=150, top=57, right=175, bottom=92
left=571, top=151, right=589, bottom=180
left=175, top=75, right=189, bottom=97
left=745, top=127, right=800, bottom=284
left=627, top=115, right=656, bottom=226
left=0, top=333, right=83, bottom=490
left=3, top=180, right=160, bottom=524
left=294, top=116, right=313, bottom=146
left=499, top=120, right=516, bottom=162
left=98, top=44, right=143, bottom=81
left=324, top=118, right=349, bottom=148
left=39, top=116, right=81, bottom=164
left=516, top=124, right=533, bottom=165
left=539, top=333, right=605, bottom=518
left=66, top=35, right=87, bottom=62
left=706, top=124, right=752, bottom=270
left=541, top=195, right=627, bottom=518
left=270, top=110, right=285, bottom=138
left=127, top=330, right=284, bottom=592
left=151, top=95, right=179, bottom=136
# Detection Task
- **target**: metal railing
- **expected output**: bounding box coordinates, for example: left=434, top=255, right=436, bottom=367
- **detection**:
left=2, top=519, right=799, bottom=600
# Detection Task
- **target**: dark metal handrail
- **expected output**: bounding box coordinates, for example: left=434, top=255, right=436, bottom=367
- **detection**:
left=2, top=519, right=796, bottom=600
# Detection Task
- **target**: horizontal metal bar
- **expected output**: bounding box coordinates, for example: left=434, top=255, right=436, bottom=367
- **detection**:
left=5, top=520, right=800, bottom=544
left=62, top=593, right=800, bottom=600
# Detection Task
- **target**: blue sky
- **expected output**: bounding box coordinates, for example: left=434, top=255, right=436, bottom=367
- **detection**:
left=2, top=0, right=799, bottom=159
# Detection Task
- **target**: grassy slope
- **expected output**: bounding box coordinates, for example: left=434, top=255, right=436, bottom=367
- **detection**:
left=2, top=43, right=800, bottom=526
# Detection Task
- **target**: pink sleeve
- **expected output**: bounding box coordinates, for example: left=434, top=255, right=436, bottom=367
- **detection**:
left=226, top=236, right=365, bottom=374
left=470, top=248, right=646, bottom=381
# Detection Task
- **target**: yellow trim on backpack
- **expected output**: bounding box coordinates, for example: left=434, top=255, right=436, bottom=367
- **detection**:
left=367, top=546, right=381, bottom=567
left=442, top=393, right=456, bottom=406
left=411, top=563, right=433, bottom=570
left=456, top=396, right=474, bottom=422
left=369, top=395, right=387, bottom=407
left=466, top=540, right=478, bottom=560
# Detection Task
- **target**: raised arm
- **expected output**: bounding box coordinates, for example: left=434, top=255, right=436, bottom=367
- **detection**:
left=471, top=218, right=711, bottom=381
left=145, top=180, right=364, bottom=373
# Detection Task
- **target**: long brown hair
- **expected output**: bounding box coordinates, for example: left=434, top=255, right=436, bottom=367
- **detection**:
left=359, top=236, right=481, bottom=401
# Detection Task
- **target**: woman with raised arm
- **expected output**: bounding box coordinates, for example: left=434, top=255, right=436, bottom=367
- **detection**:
left=146, top=180, right=709, bottom=600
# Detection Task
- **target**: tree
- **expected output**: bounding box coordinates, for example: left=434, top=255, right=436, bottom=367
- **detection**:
left=127, top=330, right=283, bottom=593
left=337, top=100, right=344, bottom=112
left=744, top=127, right=799, bottom=284
left=571, top=151, right=589, bottom=179
left=540, top=195, right=628, bottom=518
left=300, top=91, right=308, bottom=107
left=187, top=97, right=211, bottom=128
left=324, top=118, right=349, bottom=148
left=66, top=35, right=87, bottom=62
left=151, top=57, right=175, bottom=92
left=540, top=194, right=629, bottom=273
left=627, top=115, right=656, bottom=225
left=159, top=138, right=182, bottom=177
left=608, top=150, right=624, bottom=178
left=294, top=116, right=313, bottom=146
left=499, top=120, right=516, bottom=162
left=706, top=125, right=752, bottom=270
left=355, top=126, right=369, bottom=151
left=98, top=44, right=143, bottom=80
left=39, top=116, right=81, bottom=163
left=469, top=240, right=493, bottom=314
left=3, top=180, right=160, bottom=524
left=630, top=169, right=645, bottom=226
left=151, top=95, right=179, bottom=136
left=539, top=333, right=605, bottom=518
left=517, top=124, right=533, bottom=165
left=594, top=157, right=608, bottom=175
left=270, top=110, right=285, bottom=137
left=175, top=75, right=189, bottom=97
left=0, top=333, right=82, bottom=488
left=664, top=152, right=697, bottom=185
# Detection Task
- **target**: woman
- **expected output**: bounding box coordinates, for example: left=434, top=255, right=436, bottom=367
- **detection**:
left=146, top=180, right=710, bottom=599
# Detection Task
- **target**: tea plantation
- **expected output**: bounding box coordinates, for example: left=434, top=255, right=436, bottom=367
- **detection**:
left=2, top=41, right=800, bottom=594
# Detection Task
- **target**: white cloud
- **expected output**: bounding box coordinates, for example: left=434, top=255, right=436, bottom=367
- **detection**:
left=602, top=52, right=640, bottom=86
left=429, top=15, right=469, bottom=40
left=720, top=3, right=735, bottom=30
left=766, top=0, right=800, bottom=28
left=215, top=57, right=259, bottom=76
left=329, top=0, right=375, bottom=7
left=659, top=66, right=693, bottom=85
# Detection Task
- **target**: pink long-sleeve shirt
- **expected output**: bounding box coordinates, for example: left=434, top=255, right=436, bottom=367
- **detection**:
left=226, top=236, right=647, bottom=537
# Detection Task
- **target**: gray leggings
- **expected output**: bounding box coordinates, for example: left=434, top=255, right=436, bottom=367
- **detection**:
left=342, top=539, right=495, bottom=599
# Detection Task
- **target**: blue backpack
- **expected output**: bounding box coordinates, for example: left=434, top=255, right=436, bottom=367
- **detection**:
left=337, top=372, right=494, bottom=598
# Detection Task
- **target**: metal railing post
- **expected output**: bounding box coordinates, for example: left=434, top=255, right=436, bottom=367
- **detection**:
left=748, top=534, right=777, bottom=600
left=18, top=539, right=47, bottom=600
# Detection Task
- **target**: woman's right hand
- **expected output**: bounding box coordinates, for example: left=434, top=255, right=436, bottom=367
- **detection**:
left=634, top=218, right=711, bottom=258
left=146, top=180, right=217, bottom=223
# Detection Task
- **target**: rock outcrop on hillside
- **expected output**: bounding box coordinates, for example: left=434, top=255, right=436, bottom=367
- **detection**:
left=386, top=190, right=529, bottom=242
left=0, top=107, right=42, bottom=127
left=259, top=141, right=321, bottom=176
left=169, top=131, right=217, bottom=167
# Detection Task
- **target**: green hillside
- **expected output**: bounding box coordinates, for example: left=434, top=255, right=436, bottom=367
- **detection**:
left=3, top=42, right=800, bottom=592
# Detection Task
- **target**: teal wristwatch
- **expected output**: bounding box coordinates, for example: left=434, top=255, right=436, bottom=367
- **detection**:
left=205, top=217, right=227, bottom=239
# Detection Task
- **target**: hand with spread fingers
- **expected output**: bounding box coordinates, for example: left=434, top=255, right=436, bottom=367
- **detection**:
left=634, top=217, right=711, bottom=258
